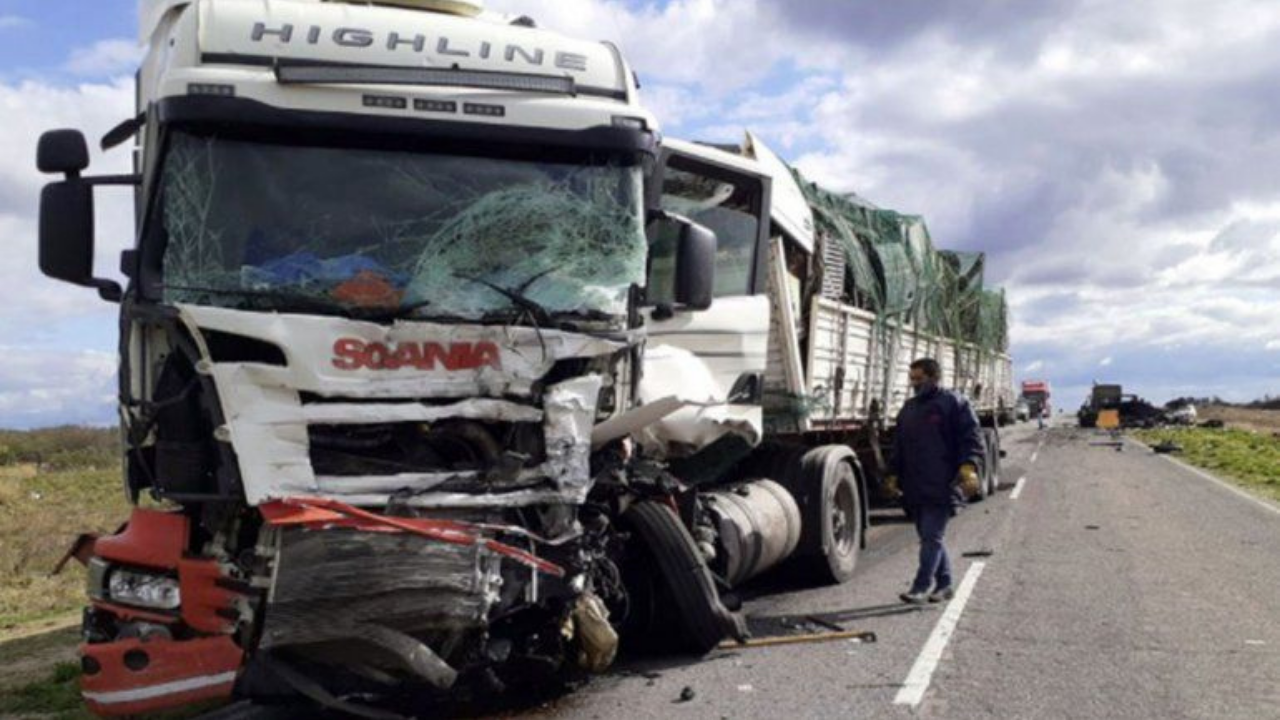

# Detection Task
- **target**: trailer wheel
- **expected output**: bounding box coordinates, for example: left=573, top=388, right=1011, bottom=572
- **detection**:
left=982, top=428, right=1002, bottom=492
left=793, top=447, right=862, bottom=584
left=970, top=434, right=992, bottom=502
left=621, top=501, right=743, bottom=655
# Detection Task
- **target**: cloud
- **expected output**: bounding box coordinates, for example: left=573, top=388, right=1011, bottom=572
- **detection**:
left=1099, top=357, right=1113, bottom=367
left=0, top=347, right=117, bottom=428
left=64, top=39, right=145, bottom=77
left=2, top=0, right=1279, bottom=429
left=0, top=15, right=30, bottom=31
left=0, top=77, right=133, bottom=427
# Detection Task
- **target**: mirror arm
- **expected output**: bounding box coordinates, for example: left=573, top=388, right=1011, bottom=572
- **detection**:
left=101, top=112, right=146, bottom=151
left=84, top=174, right=142, bottom=187
left=90, top=279, right=124, bottom=303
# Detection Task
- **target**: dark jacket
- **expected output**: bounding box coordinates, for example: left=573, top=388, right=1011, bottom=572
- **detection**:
left=892, top=386, right=985, bottom=508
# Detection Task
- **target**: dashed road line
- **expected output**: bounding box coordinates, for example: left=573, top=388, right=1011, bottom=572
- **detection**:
left=1009, top=475, right=1027, bottom=500
left=893, top=561, right=987, bottom=707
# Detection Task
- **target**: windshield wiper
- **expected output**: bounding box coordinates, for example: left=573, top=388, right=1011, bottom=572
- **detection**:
left=452, top=272, right=556, bottom=327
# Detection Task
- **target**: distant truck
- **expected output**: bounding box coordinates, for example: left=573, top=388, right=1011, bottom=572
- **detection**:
left=1021, top=380, right=1052, bottom=418
left=1078, top=383, right=1164, bottom=428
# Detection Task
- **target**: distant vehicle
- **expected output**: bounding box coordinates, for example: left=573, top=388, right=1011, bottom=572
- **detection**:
left=1079, top=383, right=1165, bottom=428
left=1168, top=403, right=1198, bottom=425
left=1015, top=397, right=1031, bottom=422
left=1021, top=380, right=1052, bottom=418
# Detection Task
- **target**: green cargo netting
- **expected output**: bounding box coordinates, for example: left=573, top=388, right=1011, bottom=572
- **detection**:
left=791, top=169, right=1008, bottom=353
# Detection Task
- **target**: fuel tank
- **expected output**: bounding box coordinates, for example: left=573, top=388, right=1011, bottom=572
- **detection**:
left=705, top=479, right=802, bottom=586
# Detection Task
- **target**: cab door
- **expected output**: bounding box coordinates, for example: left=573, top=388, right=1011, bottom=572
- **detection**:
left=639, top=143, right=773, bottom=446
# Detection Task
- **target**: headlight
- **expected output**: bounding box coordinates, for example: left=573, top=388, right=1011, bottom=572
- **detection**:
left=107, top=568, right=182, bottom=611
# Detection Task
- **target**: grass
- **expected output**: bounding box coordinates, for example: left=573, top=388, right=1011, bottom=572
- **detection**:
left=0, top=660, right=90, bottom=719
left=0, top=463, right=130, bottom=630
left=1132, top=426, right=1280, bottom=504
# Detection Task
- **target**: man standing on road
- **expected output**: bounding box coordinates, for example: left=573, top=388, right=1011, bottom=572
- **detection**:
left=891, top=358, right=985, bottom=605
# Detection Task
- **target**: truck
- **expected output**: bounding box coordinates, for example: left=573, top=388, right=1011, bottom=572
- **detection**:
left=33, top=1, right=1014, bottom=716
left=1021, top=380, right=1052, bottom=419
left=1078, top=383, right=1164, bottom=428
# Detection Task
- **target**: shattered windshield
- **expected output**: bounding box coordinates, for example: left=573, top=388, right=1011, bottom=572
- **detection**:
left=158, top=131, right=646, bottom=323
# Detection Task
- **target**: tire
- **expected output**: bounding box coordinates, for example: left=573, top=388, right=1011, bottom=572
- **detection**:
left=983, top=428, right=1002, bottom=492
left=789, top=447, right=862, bottom=584
left=971, top=433, right=992, bottom=502
left=622, top=502, right=743, bottom=655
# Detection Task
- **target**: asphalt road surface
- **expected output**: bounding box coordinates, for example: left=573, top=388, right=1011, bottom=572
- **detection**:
left=529, top=423, right=1280, bottom=719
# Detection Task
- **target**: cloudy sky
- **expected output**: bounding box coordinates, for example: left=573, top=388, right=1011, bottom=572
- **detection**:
left=1, top=0, right=1278, bottom=428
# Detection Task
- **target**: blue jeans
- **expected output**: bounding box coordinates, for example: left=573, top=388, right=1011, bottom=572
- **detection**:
left=910, top=505, right=953, bottom=594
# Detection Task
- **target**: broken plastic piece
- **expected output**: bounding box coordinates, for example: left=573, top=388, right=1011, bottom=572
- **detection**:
left=573, top=592, right=619, bottom=673
left=260, top=496, right=564, bottom=577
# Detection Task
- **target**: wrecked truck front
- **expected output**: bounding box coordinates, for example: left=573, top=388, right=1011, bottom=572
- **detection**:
left=75, top=118, right=664, bottom=712
left=82, top=309, right=641, bottom=715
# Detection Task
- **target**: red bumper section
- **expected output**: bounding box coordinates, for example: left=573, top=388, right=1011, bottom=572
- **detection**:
left=81, top=635, right=242, bottom=717
left=81, top=508, right=245, bottom=717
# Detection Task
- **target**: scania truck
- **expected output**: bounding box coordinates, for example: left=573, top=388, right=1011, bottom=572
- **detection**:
left=35, top=1, right=1012, bottom=715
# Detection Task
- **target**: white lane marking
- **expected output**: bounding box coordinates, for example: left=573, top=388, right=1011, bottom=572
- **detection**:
left=894, top=561, right=987, bottom=707
left=1154, top=449, right=1280, bottom=517
left=1009, top=476, right=1027, bottom=500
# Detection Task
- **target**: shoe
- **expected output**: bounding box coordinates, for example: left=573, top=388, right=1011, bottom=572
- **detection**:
left=899, top=591, right=929, bottom=605
left=928, top=587, right=955, bottom=603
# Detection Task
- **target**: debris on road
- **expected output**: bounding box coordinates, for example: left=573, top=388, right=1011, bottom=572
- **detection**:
left=677, top=686, right=696, bottom=703
left=962, top=549, right=996, bottom=558
left=720, top=628, right=878, bottom=650
left=1085, top=525, right=1101, bottom=530
left=1152, top=441, right=1183, bottom=454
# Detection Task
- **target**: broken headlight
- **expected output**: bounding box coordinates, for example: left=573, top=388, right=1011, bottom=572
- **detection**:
left=105, top=567, right=182, bottom=611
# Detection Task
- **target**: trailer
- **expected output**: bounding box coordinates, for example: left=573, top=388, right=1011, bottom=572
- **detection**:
left=33, top=2, right=1013, bottom=716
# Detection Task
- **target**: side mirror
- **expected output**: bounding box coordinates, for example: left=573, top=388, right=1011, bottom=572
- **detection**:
left=35, top=129, right=125, bottom=301
left=37, top=129, right=90, bottom=176
left=673, top=217, right=716, bottom=311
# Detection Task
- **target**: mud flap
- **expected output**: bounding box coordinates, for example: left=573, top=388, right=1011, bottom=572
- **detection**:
left=623, top=501, right=748, bottom=654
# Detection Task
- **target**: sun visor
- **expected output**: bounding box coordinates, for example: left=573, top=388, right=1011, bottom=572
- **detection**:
left=197, top=0, right=626, bottom=97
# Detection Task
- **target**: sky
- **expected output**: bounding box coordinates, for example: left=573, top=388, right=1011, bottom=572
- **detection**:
left=1, top=0, right=1278, bottom=428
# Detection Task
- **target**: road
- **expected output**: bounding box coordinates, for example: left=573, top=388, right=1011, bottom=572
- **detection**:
left=533, top=423, right=1280, bottom=719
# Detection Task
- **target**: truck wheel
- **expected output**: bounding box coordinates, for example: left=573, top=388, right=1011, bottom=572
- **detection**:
left=971, top=434, right=992, bottom=502
left=793, top=447, right=862, bottom=584
left=622, top=502, right=743, bottom=655
left=982, top=428, right=1002, bottom=492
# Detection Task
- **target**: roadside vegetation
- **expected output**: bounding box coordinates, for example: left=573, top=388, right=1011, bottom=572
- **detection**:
left=0, top=427, right=123, bottom=716
left=0, top=427, right=127, bottom=631
left=1133, top=424, right=1280, bottom=504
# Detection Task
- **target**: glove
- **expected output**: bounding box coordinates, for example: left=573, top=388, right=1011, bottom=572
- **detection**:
left=883, top=474, right=902, bottom=499
left=957, top=463, right=981, bottom=497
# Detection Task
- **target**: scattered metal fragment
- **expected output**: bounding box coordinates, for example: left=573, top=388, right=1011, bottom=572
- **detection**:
left=1085, top=525, right=1101, bottom=530
left=720, top=628, right=877, bottom=650
left=962, top=549, right=995, bottom=558
left=805, top=615, right=845, bottom=632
